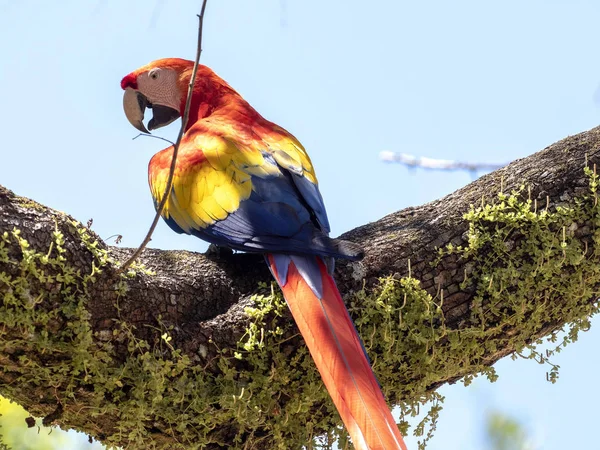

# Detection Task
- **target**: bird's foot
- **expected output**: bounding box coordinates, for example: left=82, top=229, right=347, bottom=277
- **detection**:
left=205, top=244, right=233, bottom=258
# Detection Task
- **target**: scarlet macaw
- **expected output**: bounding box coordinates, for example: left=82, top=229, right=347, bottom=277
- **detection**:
left=121, top=58, right=407, bottom=450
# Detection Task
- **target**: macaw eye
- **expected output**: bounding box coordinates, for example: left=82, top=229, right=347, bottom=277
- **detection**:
left=148, top=68, right=161, bottom=80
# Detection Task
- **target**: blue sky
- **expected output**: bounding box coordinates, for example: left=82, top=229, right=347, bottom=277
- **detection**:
left=1, top=0, right=600, bottom=448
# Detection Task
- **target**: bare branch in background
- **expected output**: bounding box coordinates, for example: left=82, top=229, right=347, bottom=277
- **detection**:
left=380, top=150, right=507, bottom=174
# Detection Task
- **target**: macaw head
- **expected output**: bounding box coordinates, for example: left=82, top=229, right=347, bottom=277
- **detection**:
left=121, top=58, right=195, bottom=133
left=121, top=58, right=245, bottom=134
left=122, top=57, right=237, bottom=134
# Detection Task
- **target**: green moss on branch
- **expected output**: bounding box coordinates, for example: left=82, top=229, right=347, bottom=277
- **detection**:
left=2, top=168, right=600, bottom=449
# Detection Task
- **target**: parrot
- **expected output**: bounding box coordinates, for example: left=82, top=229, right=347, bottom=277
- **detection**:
left=121, top=58, right=407, bottom=450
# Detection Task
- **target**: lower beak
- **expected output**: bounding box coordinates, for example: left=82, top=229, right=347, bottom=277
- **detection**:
left=122, top=88, right=180, bottom=134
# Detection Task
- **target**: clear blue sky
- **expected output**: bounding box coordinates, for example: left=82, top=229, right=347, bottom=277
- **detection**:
left=1, top=0, right=599, bottom=448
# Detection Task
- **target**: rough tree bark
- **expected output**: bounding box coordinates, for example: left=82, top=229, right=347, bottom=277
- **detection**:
left=1, top=125, right=600, bottom=449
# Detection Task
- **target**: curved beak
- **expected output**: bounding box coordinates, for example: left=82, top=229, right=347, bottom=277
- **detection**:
left=122, top=88, right=180, bottom=134
left=123, top=88, right=150, bottom=133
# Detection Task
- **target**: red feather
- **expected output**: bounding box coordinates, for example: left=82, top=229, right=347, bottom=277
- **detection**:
left=268, top=255, right=407, bottom=450
left=120, top=73, right=137, bottom=90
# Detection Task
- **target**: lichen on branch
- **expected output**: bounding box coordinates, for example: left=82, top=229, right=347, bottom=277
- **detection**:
left=2, top=126, right=600, bottom=449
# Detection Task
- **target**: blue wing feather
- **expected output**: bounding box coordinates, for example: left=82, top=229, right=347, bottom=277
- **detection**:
left=289, top=172, right=330, bottom=233
left=160, top=151, right=359, bottom=260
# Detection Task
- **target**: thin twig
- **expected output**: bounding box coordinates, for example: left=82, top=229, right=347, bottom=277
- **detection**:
left=117, top=0, right=209, bottom=274
left=133, top=133, right=176, bottom=146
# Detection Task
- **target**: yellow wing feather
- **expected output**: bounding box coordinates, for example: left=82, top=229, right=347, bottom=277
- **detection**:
left=149, top=135, right=254, bottom=232
left=148, top=123, right=317, bottom=234
left=264, top=126, right=317, bottom=184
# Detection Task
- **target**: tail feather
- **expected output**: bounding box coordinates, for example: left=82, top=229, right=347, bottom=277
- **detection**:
left=267, top=254, right=407, bottom=450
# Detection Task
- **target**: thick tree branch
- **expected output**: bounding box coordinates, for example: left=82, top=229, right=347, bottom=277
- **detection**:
left=1, top=126, right=600, bottom=448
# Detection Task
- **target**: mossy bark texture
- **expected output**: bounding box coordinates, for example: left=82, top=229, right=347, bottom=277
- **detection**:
left=2, top=126, right=600, bottom=449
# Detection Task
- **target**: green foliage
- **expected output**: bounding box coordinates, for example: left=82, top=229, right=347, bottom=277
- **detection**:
left=1, top=167, right=600, bottom=449
left=349, top=167, right=600, bottom=448
left=439, top=167, right=600, bottom=384
left=486, top=411, right=530, bottom=450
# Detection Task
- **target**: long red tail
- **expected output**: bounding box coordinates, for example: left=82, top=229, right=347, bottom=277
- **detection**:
left=267, top=254, right=407, bottom=450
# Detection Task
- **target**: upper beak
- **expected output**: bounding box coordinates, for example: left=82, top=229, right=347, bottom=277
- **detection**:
left=122, top=88, right=180, bottom=134
left=123, top=88, right=150, bottom=133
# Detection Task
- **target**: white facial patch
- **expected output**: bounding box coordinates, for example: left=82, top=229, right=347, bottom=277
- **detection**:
left=137, top=68, right=182, bottom=112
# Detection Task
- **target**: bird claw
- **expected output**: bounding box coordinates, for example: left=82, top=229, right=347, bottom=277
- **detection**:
left=205, top=244, right=233, bottom=258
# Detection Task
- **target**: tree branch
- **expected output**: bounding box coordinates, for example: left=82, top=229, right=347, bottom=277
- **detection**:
left=2, top=126, right=600, bottom=448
